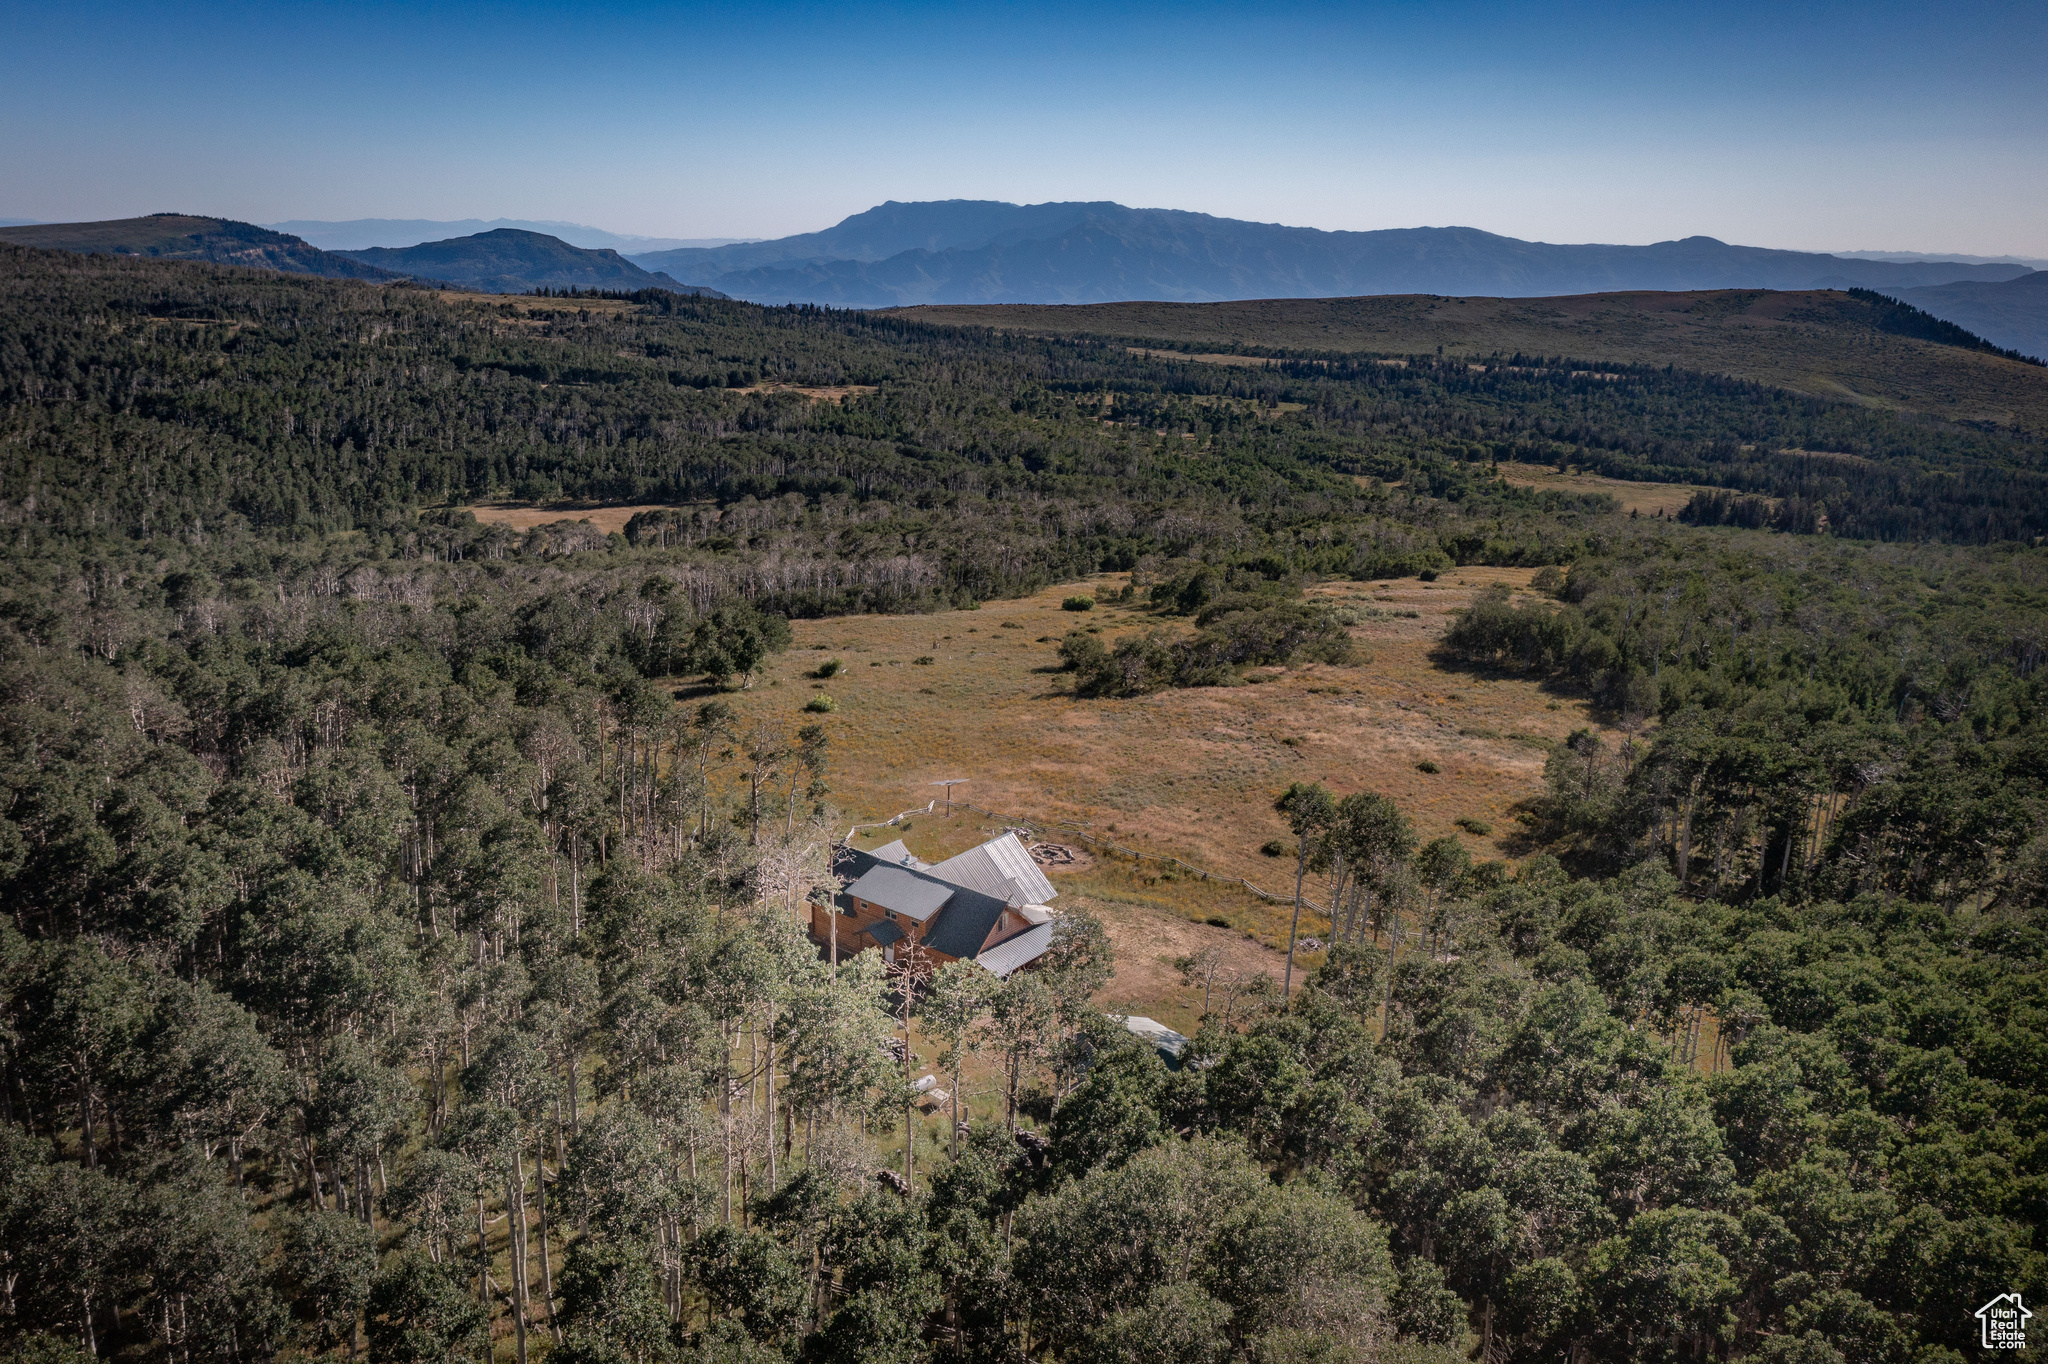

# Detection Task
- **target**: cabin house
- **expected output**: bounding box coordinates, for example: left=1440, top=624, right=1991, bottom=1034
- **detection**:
left=809, top=832, right=1059, bottom=977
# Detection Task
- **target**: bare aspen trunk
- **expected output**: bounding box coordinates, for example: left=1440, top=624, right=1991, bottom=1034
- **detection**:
left=765, top=1024, right=778, bottom=1190
left=475, top=1194, right=489, bottom=1308
left=565, top=1053, right=579, bottom=1144
left=1676, top=782, right=1697, bottom=885
left=904, top=1025, right=915, bottom=1190
left=1006, top=1049, right=1020, bottom=1134
left=508, top=1158, right=529, bottom=1364
left=720, top=1060, right=734, bottom=1224
left=302, top=1117, right=323, bottom=1210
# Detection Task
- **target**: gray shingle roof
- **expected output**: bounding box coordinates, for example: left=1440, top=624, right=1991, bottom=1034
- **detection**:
left=864, top=919, right=905, bottom=947
left=918, top=887, right=1008, bottom=960
left=844, top=865, right=954, bottom=921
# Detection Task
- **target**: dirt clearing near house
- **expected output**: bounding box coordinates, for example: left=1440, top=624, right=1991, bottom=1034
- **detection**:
left=1080, top=891, right=1289, bottom=1033
left=718, top=570, right=1620, bottom=952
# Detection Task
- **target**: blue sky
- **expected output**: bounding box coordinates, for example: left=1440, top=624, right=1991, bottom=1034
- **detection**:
left=5, top=0, right=2044, bottom=254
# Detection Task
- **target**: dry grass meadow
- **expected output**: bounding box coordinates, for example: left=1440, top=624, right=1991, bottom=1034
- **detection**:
left=733, top=382, right=878, bottom=403
left=717, top=570, right=1616, bottom=1010
left=466, top=503, right=667, bottom=534
left=1492, top=465, right=1715, bottom=516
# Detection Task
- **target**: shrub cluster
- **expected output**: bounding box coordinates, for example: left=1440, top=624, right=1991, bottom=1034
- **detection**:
left=1059, top=600, right=1358, bottom=697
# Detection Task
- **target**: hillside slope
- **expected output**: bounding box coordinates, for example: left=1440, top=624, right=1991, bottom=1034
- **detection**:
left=0, top=214, right=407, bottom=281
left=887, top=289, right=2048, bottom=434
left=1889, top=271, right=2048, bottom=362
left=7, top=246, right=2047, bottom=551
left=632, top=200, right=2033, bottom=308
left=339, top=228, right=723, bottom=295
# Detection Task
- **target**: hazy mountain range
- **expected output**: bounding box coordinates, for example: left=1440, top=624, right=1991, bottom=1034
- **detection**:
left=618, top=200, right=2043, bottom=358
left=333, top=229, right=727, bottom=296
left=627, top=199, right=2034, bottom=305
left=265, top=217, right=753, bottom=253
left=1832, top=249, right=2048, bottom=269
left=3, top=203, right=2040, bottom=358
left=1885, top=272, right=2048, bottom=364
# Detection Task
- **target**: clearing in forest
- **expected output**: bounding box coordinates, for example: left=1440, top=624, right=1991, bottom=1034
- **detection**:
left=717, top=570, right=1619, bottom=952
left=464, top=503, right=668, bottom=535
left=1490, top=464, right=1716, bottom=516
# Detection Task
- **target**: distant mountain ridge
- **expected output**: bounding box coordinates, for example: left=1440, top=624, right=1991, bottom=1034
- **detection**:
left=268, top=217, right=752, bottom=253
left=1835, top=249, right=2048, bottom=270
left=629, top=200, right=2037, bottom=313
left=336, top=229, right=726, bottom=296
left=1883, top=272, right=2048, bottom=362
left=0, top=214, right=409, bottom=281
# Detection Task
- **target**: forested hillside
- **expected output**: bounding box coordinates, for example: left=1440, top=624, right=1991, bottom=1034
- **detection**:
left=891, top=290, right=2048, bottom=436
left=0, top=218, right=409, bottom=284
left=1, top=246, right=2045, bottom=1363
left=332, top=231, right=719, bottom=297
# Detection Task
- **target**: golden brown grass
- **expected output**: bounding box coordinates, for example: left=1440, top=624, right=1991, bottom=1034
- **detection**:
left=431, top=290, right=640, bottom=315
left=1492, top=466, right=1716, bottom=516
left=732, top=383, right=878, bottom=403
left=464, top=503, right=670, bottom=534
left=718, top=571, right=1614, bottom=954
left=888, top=290, right=2048, bottom=432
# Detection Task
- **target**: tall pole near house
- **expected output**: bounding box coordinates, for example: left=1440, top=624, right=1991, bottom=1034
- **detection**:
left=931, top=779, right=967, bottom=817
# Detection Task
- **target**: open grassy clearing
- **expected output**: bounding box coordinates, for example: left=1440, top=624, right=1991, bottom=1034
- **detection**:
left=464, top=502, right=669, bottom=534
left=891, top=289, right=2048, bottom=432
left=430, top=288, right=641, bottom=315
left=1490, top=463, right=1716, bottom=515
left=715, top=570, right=1614, bottom=953
left=732, top=382, right=879, bottom=403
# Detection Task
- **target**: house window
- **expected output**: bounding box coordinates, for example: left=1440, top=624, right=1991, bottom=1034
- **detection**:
left=885, top=909, right=897, bottom=920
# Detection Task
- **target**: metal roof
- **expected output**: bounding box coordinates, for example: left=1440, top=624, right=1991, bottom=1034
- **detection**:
left=866, top=838, right=930, bottom=870
left=974, top=923, right=1054, bottom=978
left=844, top=865, right=954, bottom=921
left=926, top=832, right=1057, bottom=906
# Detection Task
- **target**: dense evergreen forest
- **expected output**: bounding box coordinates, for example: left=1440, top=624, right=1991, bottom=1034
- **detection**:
left=1, top=247, right=2044, bottom=1364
